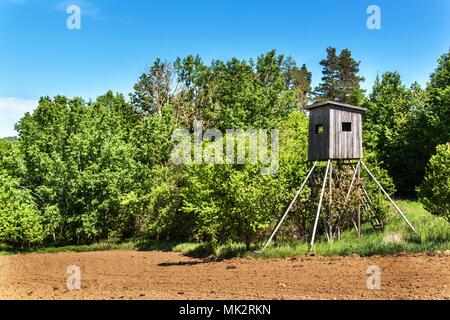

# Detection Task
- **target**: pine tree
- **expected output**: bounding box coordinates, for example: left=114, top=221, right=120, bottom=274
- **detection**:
left=294, top=64, right=312, bottom=107
left=314, top=47, right=340, bottom=102
left=337, top=49, right=365, bottom=104
left=314, top=47, right=364, bottom=104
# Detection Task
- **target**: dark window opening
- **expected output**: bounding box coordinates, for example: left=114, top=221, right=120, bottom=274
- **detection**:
left=342, top=122, right=352, bottom=132
left=315, top=124, right=324, bottom=134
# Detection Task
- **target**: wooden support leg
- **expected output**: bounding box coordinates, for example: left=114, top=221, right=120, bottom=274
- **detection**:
left=322, top=161, right=331, bottom=243
left=309, top=160, right=331, bottom=252
left=328, top=161, right=333, bottom=242
left=262, top=162, right=318, bottom=249
left=351, top=217, right=359, bottom=235
left=333, top=159, right=361, bottom=239
left=321, top=162, right=330, bottom=243
left=361, top=161, right=417, bottom=234
left=323, top=218, right=331, bottom=243
left=336, top=160, right=341, bottom=240
left=357, top=164, right=361, bottom=238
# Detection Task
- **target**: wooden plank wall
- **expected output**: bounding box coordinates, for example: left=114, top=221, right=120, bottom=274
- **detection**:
left=329, top=106, right=362, bottom=159
left=308, top=106, right=330, bottom=161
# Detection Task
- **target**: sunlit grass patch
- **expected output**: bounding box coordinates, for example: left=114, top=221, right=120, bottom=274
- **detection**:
left=258, top=199, right=449, bottom=258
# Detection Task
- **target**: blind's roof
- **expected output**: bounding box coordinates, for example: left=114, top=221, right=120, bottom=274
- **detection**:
left=305, top=101, right=367, bottom=112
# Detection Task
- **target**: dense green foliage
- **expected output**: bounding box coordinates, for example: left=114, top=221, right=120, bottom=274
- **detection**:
left=419, top=143, right=450, bottom=222
left=0, top=48, right=448, bottom=249
left=0, top=173, right=44, bottom=247
left=364, top=50, right=450, bottom=195
left=181, top=111, right=310, bottom=248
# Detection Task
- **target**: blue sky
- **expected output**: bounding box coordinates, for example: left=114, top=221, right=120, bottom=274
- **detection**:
left=0, top=0, right=449, bottom=136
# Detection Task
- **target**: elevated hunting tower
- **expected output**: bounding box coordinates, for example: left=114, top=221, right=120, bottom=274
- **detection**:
left=263, top=101, right=417, bottom=252
left=306, top=101, right=365, bottom=161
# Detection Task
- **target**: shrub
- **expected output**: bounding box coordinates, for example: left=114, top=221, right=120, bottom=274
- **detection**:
left=0, top=174, right=44, bottom=247
left=182, top=163, right=288, bottom=249
left=419, top=143, right=450, bottom=222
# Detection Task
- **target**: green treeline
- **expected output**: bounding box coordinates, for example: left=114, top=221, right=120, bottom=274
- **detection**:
left=0, top=48, right=449, bottom=248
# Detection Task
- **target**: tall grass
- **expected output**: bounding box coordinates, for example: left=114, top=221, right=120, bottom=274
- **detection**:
left=170, top=200, right=449, bottom=259
left=257, top=199, right=450, bottom=258
left=389, top=199, right=450, bottom=243
left=1, top=199, right=448, bottom=259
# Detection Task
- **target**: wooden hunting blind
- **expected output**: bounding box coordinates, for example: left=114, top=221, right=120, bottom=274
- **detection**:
left=263, top=101, right=417, bottom=252
left=306, top=101, right=366, bottom=161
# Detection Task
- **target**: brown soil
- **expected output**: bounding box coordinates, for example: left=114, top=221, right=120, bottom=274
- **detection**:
left=0, top=250, right=449, bottom=300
